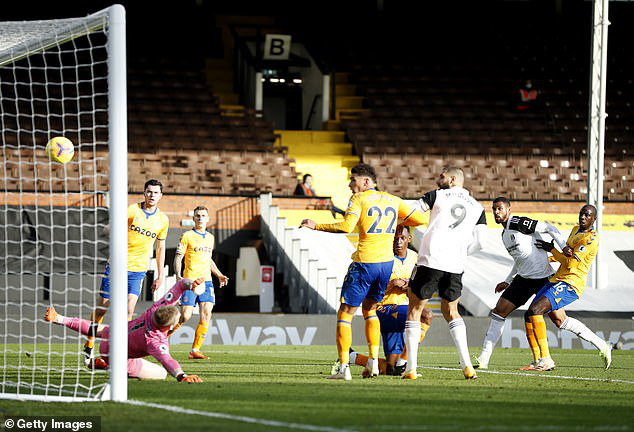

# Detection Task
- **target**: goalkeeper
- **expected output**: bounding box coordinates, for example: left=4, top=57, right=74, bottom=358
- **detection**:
left=45, top=278, right=204, bottom=383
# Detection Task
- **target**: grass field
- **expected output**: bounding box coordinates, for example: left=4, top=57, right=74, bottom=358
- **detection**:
left=1, top=345, right=633, bottom=431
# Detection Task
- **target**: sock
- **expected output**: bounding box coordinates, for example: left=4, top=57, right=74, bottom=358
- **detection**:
left=560, top=317, right=608, bottom=351
left=400, top=323, right=428, bottom=361
left=62, top=317, right=94, bottom=336
left=336, top=310, right=353, bottom=365
left=192, top=322, right=209, bottom=352
left=363, top=309, right=380, bottom=359
left=420, top=322, right=430, bottom=343
left=529, top=315, right=550, bottom=359
left=448, top=318, right=472, bottom=369
left=525, top=321, right=541, bottom=361
left=86, top=316, right=104, bottom=349
left=480, top=312, right=506, bottom=364
left=404, top=321, right=421, bottom=373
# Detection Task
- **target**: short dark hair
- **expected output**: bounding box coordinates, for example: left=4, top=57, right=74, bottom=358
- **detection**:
left=396, top=225, right=410, bottom=235
left=302, top=174, right=312, bottom=182
left=144, top=179, right=163, bottom=193
left=350, top=163, right=377, bottom=183
left=193, top=205, right=208, bottom=214
left=492, top=196, right=511, bottom=206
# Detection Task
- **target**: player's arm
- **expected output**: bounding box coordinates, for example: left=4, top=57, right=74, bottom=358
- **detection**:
left=534, top=221, right=567, bottom=250
left=398, top=199, right=426, bottom=227
left=151, top=221, right=169, bottom=292
left=173, top=234, right=187, bottom=281
left=496, top=262, right=517, bottom=292
left=173, top=252, right=184, bottom=281
left=210, top=258, right=228, bottom=287
left=415, top=190, right=436, bottom=213
left=151, top=239, right=166, bottom=292
left=146, top=339, right=202, bottom=383
left=467, top=210, right=487, bottom=255
left=301, top=194, right=361, bottom=233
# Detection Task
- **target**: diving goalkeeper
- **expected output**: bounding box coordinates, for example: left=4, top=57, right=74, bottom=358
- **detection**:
left=45, top=278, right=205, bottom=383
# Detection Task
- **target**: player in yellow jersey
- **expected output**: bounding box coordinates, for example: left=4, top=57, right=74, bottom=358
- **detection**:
left=340, top=225, right=433, bottom=376
left=171, top=206, right=228, bottom=360
left=84, top=179, right=169, bottom=365
left=300, top=163, right=425, bottom=380
left=525, top=204, right=611, bottom=371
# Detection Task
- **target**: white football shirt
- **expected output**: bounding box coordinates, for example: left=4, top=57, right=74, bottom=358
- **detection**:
left=416, top=187, right=486, bottom=274
left=501, top=215, right=566, bottom=283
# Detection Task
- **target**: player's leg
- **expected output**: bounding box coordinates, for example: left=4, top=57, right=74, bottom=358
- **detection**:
left=190, top=301, right=214, bottom=359
left=361, top=261, right=393, bottom=378
left=128, top=358, right=168, bottom=380
left=46, top=306, right=106, bottom=337
left=439, top=272, right=476, bottom=379
left=525, top=289, right=556, bottom=370
left=169, top=285, right=197, bottom=337
left=330, top=303, right=357, bottom=380
left=404, top=266, right=436, bottom=379
left=126, top=271, right=146, bottom=320
left=329, top=263, right=367, bottom=380
left=361, top=298, right=381, bottom=377
left=550, top=309, right=612, bottom=369
left=127, top=294, right=139, bottom=321
left=475, top=298, right=516, bottom=369
left=397, top=306, right=430, bottom=372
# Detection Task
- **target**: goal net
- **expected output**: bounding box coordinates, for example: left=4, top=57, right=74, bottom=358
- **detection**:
left=0, top=5, right=127, bottom=401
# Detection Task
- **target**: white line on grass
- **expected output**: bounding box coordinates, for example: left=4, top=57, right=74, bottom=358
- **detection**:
left=124, top=399, right=353, bottom=432
left=369, top=424, right=632, bottom=431
left=419, top=365, right=634, bottom=384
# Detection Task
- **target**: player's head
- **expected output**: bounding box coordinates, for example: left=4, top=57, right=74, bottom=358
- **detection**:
left=153, top=305, right=181, bottom=331
left=579, top=204, right=597, bottom=230
left=192, top=206, right=209, bottom=229
left=302, top=174, right=313, bottom=186
left=393, top=225, right=411, bottom=257
left=437, top=166, right=464, bottom=189
left=349, top=163, right=377, bottom=193
left=144, top=179, right=163, bottom=208
left=492, top=196, right=511, bottom=225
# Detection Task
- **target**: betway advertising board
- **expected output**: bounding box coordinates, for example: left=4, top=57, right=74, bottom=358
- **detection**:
left=171, top=314, right=634, bottom=350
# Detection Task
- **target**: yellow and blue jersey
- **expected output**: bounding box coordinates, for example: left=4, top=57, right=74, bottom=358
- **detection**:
left=316, top=189, right=424, bottom=263
left=379, top=250, right=418, bottom=306
left=549, top=225, right=598, bottom=296
left=127, top=203, right=169, bottom=272
left=176, top=229, right=215, bottom=281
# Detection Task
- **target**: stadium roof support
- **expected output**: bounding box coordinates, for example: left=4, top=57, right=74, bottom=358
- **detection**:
left=587, top=0, right=609, bottom=290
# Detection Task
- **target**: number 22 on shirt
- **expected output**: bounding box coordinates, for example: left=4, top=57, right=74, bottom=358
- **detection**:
left=366, top=206, right=397, bottom=234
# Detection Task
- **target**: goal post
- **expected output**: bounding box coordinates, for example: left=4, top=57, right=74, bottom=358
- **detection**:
left=0, top=4, right=127, bottom=402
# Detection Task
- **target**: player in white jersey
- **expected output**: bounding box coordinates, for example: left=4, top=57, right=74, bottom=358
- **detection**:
left=404, top=167, right=487, bottom=380
left=474, top=197, right=566, bottom=369
left=476, top=198, right=612, bottom=371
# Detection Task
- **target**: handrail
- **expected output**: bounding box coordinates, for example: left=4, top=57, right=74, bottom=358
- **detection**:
left=304, top=94, right=322, bottom=129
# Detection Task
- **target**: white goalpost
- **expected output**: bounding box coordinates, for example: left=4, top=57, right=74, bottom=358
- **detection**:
left=0, top=5, right=127, bottom=401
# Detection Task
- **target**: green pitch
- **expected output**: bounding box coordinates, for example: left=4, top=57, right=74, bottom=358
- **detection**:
left=1, top=345, right=633, bottom=431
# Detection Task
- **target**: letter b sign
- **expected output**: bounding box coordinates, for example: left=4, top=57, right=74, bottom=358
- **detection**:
left=263, top=34, right=291, bottom=60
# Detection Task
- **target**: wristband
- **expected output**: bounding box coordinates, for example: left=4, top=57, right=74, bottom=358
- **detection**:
left=176, top=373, right=187, bottom=382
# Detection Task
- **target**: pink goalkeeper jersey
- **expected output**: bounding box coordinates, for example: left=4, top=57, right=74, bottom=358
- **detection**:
left=101, top=280, right=188, bottom=377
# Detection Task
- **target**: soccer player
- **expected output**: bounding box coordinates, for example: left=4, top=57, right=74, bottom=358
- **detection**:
left=474, top=196, right=568, bottom=369
left=404, top=166, right=487, bottom=380
left=45, top=278, right=204, bottom=383
left=344, top=225, right=433, bottom=376
left=84, top=179, right=169, bottom=364
left=300, top=163, right=425, bottom=380
left=171, top=206, right=229, bottom=360
left=525, top=204, right=612, bottom=371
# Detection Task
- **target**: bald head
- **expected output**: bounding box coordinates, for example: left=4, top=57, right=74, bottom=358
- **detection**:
left=437, top=166, right=465, bottom=189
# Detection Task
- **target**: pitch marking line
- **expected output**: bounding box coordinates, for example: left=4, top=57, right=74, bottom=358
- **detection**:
left=124, top=399, right=353, bottom=432
left=419, top=365, right=634, bottom=384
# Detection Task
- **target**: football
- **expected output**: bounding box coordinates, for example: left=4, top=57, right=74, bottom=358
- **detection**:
left=45, top=136, right=75, bottom=164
